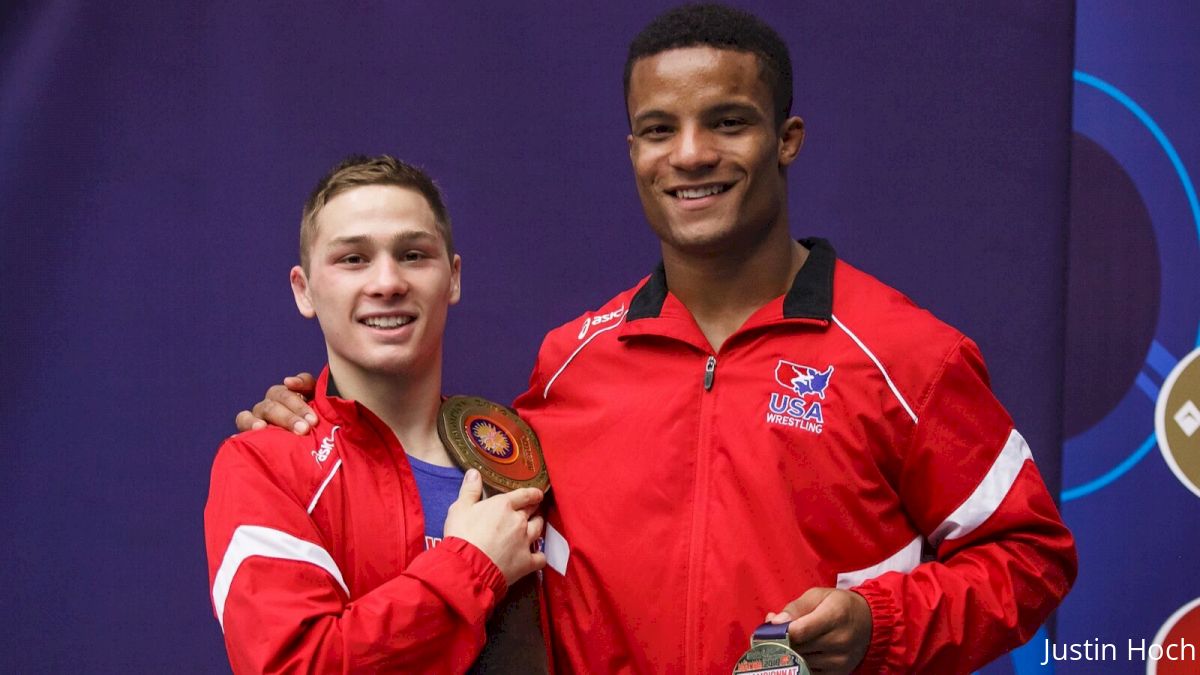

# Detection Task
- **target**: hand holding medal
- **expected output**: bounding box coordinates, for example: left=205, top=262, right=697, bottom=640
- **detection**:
left=741, top=588, right=872, bottom=674
left=733, top=623, right=811, bottom=675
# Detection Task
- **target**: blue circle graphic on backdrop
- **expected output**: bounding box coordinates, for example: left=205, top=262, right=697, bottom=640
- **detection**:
left=1061, top=71, right=1200, bottom=502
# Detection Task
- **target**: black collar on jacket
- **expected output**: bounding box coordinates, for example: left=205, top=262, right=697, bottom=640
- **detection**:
left=626, top=238, right=836, bottom=322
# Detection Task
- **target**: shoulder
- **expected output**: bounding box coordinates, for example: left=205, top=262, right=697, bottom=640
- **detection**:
left=211, top=423, right=336, bottom=504
left=516, top=280, right=644, bottom=405
left=832, top=260, right=966, bottom=357
left=534, top=280, right=644, bottom=364
left=829, top=260, right=983, bottom=406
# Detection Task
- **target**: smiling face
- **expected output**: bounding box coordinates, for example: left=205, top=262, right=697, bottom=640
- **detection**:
left=290, top=184, right=461, bottom=382
left=627, top=46, right=804, bottom=260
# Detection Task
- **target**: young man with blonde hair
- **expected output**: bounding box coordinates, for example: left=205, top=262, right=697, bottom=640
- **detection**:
left=206, top=155, right=547, bottom=673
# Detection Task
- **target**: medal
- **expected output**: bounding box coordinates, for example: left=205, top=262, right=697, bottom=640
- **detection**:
left=732, top=623, right=810, bottom=675
left=437, top=396, right=549, bottom=494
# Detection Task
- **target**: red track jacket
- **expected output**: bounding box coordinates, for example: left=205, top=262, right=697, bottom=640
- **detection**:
left=205, top=368, right=506, bottom=674
left=515, top=239, right=1076, bottom=674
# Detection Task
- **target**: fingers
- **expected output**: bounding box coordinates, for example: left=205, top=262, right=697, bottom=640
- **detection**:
left=456, top=469, right=484, bottom=505
left=767, top=610, right=796, bottom=623
left=267, top=383, right=318, bottom=429
left=785, top=587, right=831, bottom=619
left=527, top=515, right=545, bottom=541
left=504, top=487, right=544, bottom=511
left=251, top=398, right=311, bottom=435
left=786, top=590, right=839, bottom=647
left=767, top=587, right=829, bottom=629
left=236, top=375, right=318, bottom=435
left=788, top=612, right=838, bottom=654
left=283, top=372, right=317, bottom=395
left=234, top=410, right=267, bottom=432
left=783, top=589, right=872, bottom=674
left=792, top=628, right=861, bottom=675
left=512, top=535, right=548, bottom=579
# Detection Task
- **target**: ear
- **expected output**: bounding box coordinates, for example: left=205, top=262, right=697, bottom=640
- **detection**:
left=777, top=116, right=805, bottom=167
left=290, top=265, right=316, bottom=318
left=627, top=133, right=635, bottom=162
left=448, top=254, right=462, bottom=305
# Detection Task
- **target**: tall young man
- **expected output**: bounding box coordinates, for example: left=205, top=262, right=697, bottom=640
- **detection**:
left=240, top=5, right=1076, bottom=673
left=207, top=156, right=547, bottom=673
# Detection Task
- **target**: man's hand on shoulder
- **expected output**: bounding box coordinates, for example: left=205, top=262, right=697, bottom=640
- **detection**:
left=767, top=587, right=872, bottom=674
left=234, top=372, right=318, bottom=435
left=444, top=470, right=546, bottom=587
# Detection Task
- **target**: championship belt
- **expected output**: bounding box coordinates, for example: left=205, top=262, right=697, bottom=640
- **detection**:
left=732, top=623, right=810, bottom=675
left=437, top=396, right=549, bottom=495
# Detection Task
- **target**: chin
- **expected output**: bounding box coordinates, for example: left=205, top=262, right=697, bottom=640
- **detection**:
left=661, top=227, right=739, bottom=256
left=377, top=345, right=445, bottom=377
left=337, top=348, right=412, bottom=376
left=376, top=353, right=430, bottom=375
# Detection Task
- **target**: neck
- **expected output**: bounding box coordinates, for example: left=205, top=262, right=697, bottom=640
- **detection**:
left=662, top=226, right=806, bottom=352
left=326, top=353, right=454, bottom=466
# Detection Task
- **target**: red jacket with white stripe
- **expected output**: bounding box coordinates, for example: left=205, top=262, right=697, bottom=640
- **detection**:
left=204, top=368, right=506, bottom=674
left=514, top=239, right=1076, bottom=674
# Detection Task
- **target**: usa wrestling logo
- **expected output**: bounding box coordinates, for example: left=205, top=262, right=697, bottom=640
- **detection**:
left=766, top=360, right=833, bottom=434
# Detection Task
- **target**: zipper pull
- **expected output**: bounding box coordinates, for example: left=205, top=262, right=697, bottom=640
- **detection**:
left=703, top=355, right=717, bottom=391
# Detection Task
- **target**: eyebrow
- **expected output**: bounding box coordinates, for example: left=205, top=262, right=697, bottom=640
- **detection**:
left=708, top=102, right=761, bottom=117
left=631, top=102, right=763, bottom=127
left=631, top=109, right=672, bottom=127
left=328, top=231, right=440, bottom=248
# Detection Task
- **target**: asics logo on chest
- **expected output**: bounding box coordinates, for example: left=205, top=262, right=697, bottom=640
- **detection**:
left=313, top=425, right=339, bottom=465
left=577, top=306, right=625, bottom=340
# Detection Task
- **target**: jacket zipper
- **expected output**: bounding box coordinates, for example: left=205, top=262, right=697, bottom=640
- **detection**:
left=685, top=353, right=718, bottom=674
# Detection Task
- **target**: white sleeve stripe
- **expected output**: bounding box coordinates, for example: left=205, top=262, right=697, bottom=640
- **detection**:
left=931, top=429, right=1033, bottom=545
left=307, top=459, right=343, bottom=515
left=835, top=535, right=923, bottom=589
left=831, top=314, right=918, bottom=424
left=211, top=525, right=348, bottom=632
left=543, top=315, right=626, bottom=399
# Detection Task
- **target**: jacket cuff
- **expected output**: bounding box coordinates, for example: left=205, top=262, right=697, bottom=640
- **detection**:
left=409, top=536, right=508, bottom=626
left=443, top=536, right=508, bottom=599
left=851, top=583, right=901, bottom=674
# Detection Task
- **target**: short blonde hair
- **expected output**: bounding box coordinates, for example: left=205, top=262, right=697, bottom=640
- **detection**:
left=300, top=155, right=454, bottom=271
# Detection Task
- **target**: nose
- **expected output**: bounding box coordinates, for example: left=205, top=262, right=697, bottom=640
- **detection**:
left=364, top=258, right=409, bottom=297
left=669, top=123, right=719, bottom=172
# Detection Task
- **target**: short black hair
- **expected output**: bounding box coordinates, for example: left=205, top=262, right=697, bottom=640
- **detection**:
left=624, top=3, right=793, bottom=126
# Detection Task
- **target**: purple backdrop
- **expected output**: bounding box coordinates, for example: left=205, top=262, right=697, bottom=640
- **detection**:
left=1, top=2, right=1073, bottom=671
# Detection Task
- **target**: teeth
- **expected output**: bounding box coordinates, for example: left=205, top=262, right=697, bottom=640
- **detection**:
left=675, top=185, right=727, bottom=199
left=363, top=316, right=413, bottom=329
